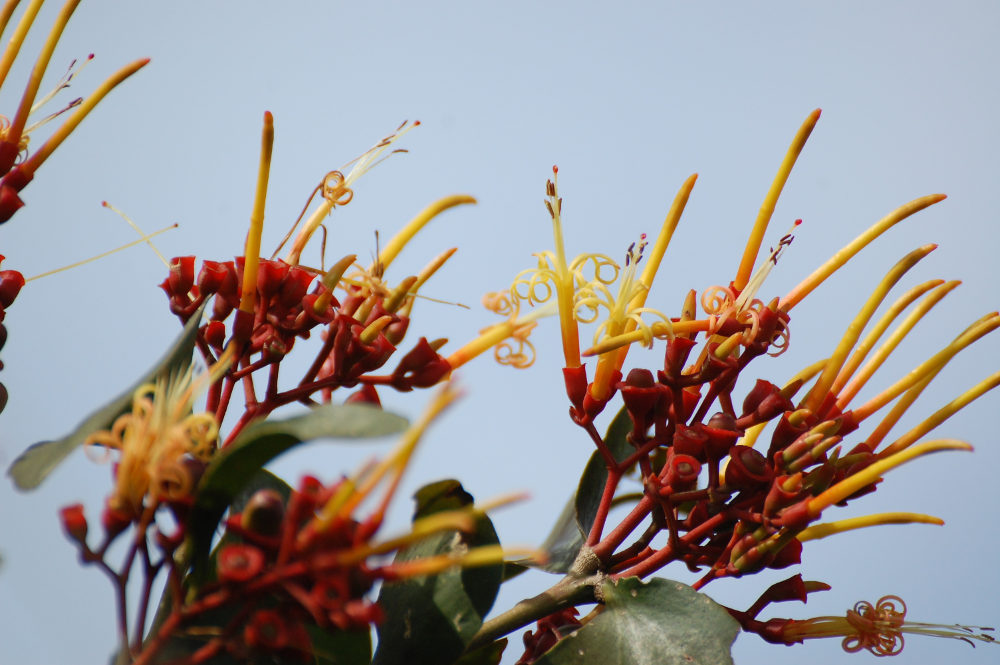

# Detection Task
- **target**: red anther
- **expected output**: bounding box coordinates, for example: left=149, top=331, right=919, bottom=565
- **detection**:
left=204, top=320, right=227, bottom=348
left=217, top=543, right=265, bottom=583
left=59, top=503, right=88, bottom=543
left=726, top=445, right=773, bottom=489
left=664, top=452, right=702, bottom=490
left=673, top=424, right=708, bottom=461
left=256, top=259, right=290, bottom=300
left=345, top=383, right=382, bottom=407
left=278, top=265, right=315, bottom=308
left=166, top=256, right=196, bottom=295
left=663, top=336, right=697, bottom=379
left=0, top=269, right=24, bottom=308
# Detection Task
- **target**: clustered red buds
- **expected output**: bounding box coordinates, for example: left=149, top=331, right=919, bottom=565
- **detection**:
left=158, top=254, right=453, bottom=440
left=0, top=255, right=24, bottom=414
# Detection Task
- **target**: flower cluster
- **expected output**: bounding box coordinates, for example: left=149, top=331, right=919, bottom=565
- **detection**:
left=487, top=110, right=999, bottom=659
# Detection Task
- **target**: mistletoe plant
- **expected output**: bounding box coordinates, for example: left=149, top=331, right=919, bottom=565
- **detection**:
left=3, top=2, right=999, bottom=664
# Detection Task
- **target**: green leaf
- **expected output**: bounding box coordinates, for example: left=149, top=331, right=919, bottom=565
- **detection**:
left=188, top=403, right=407, bottom=579
left=535, top=577, right=739, bottom=665
left=306, top=625, right=372, bottom=665
left=453, top=639, right=507, bottom=665
left=8, top=306, right=206, bottom=490
left=373, top=479, right=503, bottom=665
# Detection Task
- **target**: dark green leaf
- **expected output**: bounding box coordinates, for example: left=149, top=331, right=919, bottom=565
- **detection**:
left=188, top=404, right=407, bottom=580
left=8, top=305, right=206, bottom=490
left=373, top=480, right=503, bottom=665
left=454, top=639, right=507, bottom=665
left=306, top=625, right=372, bottom=665
left=535, top=577, right=739, bottom=665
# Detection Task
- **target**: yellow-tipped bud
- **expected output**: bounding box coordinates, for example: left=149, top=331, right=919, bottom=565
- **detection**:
left=797, top=512, right=944, bottom=542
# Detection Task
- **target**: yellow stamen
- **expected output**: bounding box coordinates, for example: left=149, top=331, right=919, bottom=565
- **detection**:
left=736, top=421, right=767, bottom=448
left=833, top=280, right=960, bottom=410
left=385, top=545, right=539, bottom=578
left=581, top=319, right=709, bottom=356
left=780, top=194, right=947, bottom=312
left=878, top=370, right=1000, bottom=458
left=806, top=440, right=971, bottom=518
left=25, top=224, right=177, bottom=281
left=22, top=58, right=149, bottom=174
left=801, top=244, right=936, bottom=413
left=733, top=109, right=820, bottom=291
left=239, top=111, right=274, bottom=315
left=851, top=313, right=1000, bottom=423
left=713, top=331, right=744, bottom=359
left=397, top=247, right=458, bottom=317
left=383, top=275, right=418, bottom=313
left=374, top=196, right=475, bottom=273
left=6, top=0, right=79, bottom=145
left=315, top=382, right=461, bottom=528
left=101, top=200, right=170, bottom=267
left=0, top=0, right=44, bottom=92
left=797, top=512, right=944, bottom=542
left=284, top=122, right=422, bottom=265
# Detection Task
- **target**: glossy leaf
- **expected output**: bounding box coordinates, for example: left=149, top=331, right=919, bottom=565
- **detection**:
left=188, top=403, right=407, bottom=579
left=373, top=479, right=503, bottom=665
left=306, top=625, right=372, bottom=665
left=8, top=305, right=205, bottom=490
left=535, top=577, right=739, bottom=665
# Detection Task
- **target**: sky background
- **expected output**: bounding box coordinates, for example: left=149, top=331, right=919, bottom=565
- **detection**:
left=1, top=2, right=999, bottom=664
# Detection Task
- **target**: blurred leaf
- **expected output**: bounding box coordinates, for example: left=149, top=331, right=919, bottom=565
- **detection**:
left=306, top=625, right=372, bottom=665
left=8, top=305, right=205, bottom=490
left=535, top=577, right=739, bottom=665
left=188, top=403, right=407, bottom=581
left=454, top=638, right=507, bottom=665
left=373, top=479, right=503, bottom=665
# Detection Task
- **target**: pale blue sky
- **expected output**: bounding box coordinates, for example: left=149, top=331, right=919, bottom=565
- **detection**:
left=1, top=2, right=998, bottom=664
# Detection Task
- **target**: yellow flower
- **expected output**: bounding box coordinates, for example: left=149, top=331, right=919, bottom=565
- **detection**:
left=85, top=350, right=231, bottom=518
left=780, top=595, right=996, bottom=655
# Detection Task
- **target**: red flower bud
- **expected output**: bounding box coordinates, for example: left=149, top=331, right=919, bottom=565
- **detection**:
left=673, top=424, right=707, bottom=460
left=204, top=320, right=227, bottom=348
left=726, top=445, right=773, bottom=489
left=257, top=259, right=290, bottom=300
left=0, top=268, right=24, bottom=308
left=59, top=503, right=88, bottom=544
left=241, top=489, right=286, bottom=538
left=197, top=259, right=231, bottom=294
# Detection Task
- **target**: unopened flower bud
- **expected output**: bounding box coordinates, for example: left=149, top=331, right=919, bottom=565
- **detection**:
left=0, top=268, right=24, bottom=308
left=241, top=489, right=286, bottom=538
left=59, top=503, right=88, bottom=544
